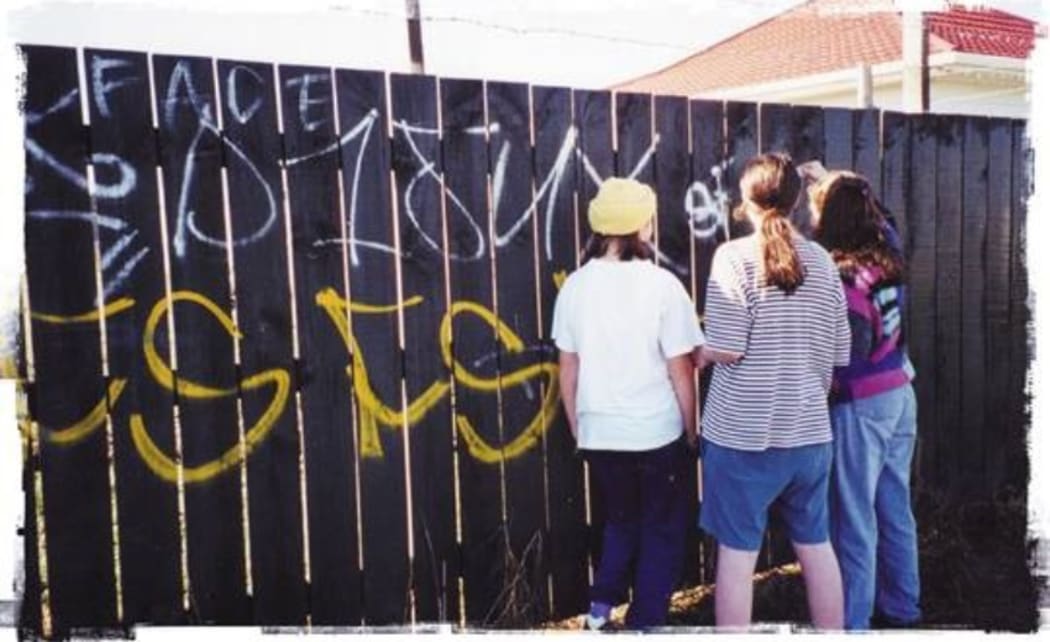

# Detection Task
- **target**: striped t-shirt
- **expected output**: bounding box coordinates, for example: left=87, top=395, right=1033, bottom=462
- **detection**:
left=701, top=235, right=850, bottom=451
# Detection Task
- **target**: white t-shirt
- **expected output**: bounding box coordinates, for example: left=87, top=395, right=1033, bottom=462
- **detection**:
left=551, top=258, right=705, bottom=451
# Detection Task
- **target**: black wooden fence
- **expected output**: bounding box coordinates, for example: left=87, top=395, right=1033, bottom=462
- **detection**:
left=16, top=44, right=1030, bottom=635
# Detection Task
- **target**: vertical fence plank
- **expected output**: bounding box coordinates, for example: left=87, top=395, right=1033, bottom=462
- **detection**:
left=486, top=80, right=552, bottom=624
left=822, top=107, right=853, bottom=171
left=485, top=79, right=550, bottom=622
left=440, top=77, right=504, bottom=624
left=1007, top=120, right=1031, bottom=493
left=217, top=58, right=306, bottom=625
left=152, top=53, right=250, bottom=624
left=983, top=119, right=1014, bottom=495
left=724, top=102, right=757, bottom=239
left=572, top=87, right=613, bottom=587
left=905, top=114, right=938, bottom=493
left=573, top=90, right=612, bottom=250
left=651, top=97, right=692, bottom=295
left=881, top=112, right=910, bottom=243
left=22, top=44, right=116, bottom=632
left=934, top=116, right=963, bottom=497
left=653, top=94, right=699, bottom=589
left=690, top=98, right=725, bottom=584
left=758, top=102, right=792, bottom=154
left=614, top=92, right=652, bottom=181
left=84, top=47, right=183, bottom=625
left=853, top=109, right=881, bottom=198
left=959, top=116, right=988, bottom=499
left=390, top=72, right=455, bottom=625
left=279, top=63, right=368, bottom=624
left=328, top=67, right=399, bottom=625
left=531, top=84, right=588, bottom=620
left=791, top=104, right=825, bottom=245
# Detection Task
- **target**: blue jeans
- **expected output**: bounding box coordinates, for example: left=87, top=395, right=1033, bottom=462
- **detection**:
left=584, top=436, right=692, bottom=629
left=829, top=385, right=922, bottom=629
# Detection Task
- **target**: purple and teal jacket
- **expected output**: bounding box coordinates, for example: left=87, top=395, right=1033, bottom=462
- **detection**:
left=830, top=261, right=914, bottom=405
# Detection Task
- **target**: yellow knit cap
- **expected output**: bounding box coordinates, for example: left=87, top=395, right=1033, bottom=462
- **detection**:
left=587, top=177, right=657, bottom=235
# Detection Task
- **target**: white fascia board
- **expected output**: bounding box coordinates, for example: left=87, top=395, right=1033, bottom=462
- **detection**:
left=695, top=51, right=1026, bottom=102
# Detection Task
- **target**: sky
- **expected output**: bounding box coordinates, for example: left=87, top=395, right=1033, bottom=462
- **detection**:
left=0, top=0, right=1048, bottom=629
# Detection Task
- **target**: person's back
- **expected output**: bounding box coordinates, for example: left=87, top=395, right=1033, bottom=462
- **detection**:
left=555, top=258, right=698, bottom=450
left=703, top=234, right=848, bottom=451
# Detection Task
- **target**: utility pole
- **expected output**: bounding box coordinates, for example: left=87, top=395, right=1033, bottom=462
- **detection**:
left=902, top=10, right=929, bottom=112
left=857, top=63, right=873, bottom=108
left=406, top=0, right=425, bottom=74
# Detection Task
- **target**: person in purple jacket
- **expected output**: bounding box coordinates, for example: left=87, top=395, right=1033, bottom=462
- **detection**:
left=810, top=170, right=922, bottom=630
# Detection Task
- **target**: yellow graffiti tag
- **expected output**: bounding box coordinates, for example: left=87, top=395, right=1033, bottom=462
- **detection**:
left=30, top=297, right=136, bottom=324
left=45, top=378, right=128, bottom=445
left=316, top=289, right=560, bottom=464
left=315, top=288, right=449, bottom=457
left=129, top=291, right=291, bottom=484
left=439, top=301, right=560, bottom=464
left=553, top=270, right=568, bottom=290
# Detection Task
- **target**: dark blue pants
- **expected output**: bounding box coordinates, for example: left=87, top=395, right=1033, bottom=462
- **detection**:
left=585, top=436, right=693, bottom=629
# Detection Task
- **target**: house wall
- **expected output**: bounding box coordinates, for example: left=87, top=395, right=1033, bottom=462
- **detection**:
left=705, top=74, right=1030, bottom=118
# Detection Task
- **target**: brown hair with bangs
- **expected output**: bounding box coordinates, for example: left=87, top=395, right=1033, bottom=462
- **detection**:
left=810, top=171, right=904, bottom=284
left=581, top=232, right=654, bottom=263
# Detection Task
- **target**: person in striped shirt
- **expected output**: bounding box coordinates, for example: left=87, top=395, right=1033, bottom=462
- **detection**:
left=811, top=171, right=922, bottom=630
left=698, top=152, right=850, bottom=630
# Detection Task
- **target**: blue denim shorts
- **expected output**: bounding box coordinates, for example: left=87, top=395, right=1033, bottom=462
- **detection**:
left=698, top=439, right=833, bottom=551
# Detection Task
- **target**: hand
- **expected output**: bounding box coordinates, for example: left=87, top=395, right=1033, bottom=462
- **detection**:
left=684, top=429, right=698, bottom=451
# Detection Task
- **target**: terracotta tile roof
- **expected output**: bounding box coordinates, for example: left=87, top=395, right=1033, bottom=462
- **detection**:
left=613, top=0, right=1037, bottom=95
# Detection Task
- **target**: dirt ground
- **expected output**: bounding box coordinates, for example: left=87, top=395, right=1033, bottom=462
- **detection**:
left=547, top=487, right=1041, bottom=632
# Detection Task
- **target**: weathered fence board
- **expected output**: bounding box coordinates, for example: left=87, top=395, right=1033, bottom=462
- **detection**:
left=532, top=84, right=588, bottom=620
left=84, top=47, right=184, bottom=626
left=152, top=54, right=251, bottom=624
left=960, top=117, right=989, bottom=498
left=23, top=44, right=116, bottom=632
left=17, top=45, right=1032, bottom=634
left=487, top=79, right=552, bottom=623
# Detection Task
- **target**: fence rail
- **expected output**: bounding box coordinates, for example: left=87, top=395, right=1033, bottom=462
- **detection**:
left=16, top=44, right=1030, bottom=635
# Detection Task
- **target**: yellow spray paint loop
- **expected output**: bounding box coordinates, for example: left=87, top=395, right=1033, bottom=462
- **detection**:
left=44, top=378, right=128, bottom=445
left=143, top=291, right=241, bottom=400
left=130, top=367, right=291, bottom=484
left=439, top=300, right=562, bottom=464
left=129, top=290, right=291, bottom=483
left=31, top=297, right=136, bottom=325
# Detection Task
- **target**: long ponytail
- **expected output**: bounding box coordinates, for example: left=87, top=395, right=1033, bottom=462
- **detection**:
left=739, top=152, right=805, bottom=293
left=761, top=211, right=805, bottom=293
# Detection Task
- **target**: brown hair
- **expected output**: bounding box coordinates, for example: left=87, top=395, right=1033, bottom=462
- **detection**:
left=736, top=152, right=805, bottom=293
left=811, top=171, right=904, bottom=283
left=581, top=232, right=654, bottom=263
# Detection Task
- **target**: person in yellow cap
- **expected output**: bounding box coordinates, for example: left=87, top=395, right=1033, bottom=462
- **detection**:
left=551, top=177, right=705, bottom=630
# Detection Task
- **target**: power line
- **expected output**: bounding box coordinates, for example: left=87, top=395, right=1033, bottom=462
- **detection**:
left=330, top=5, right=694, bottom=50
